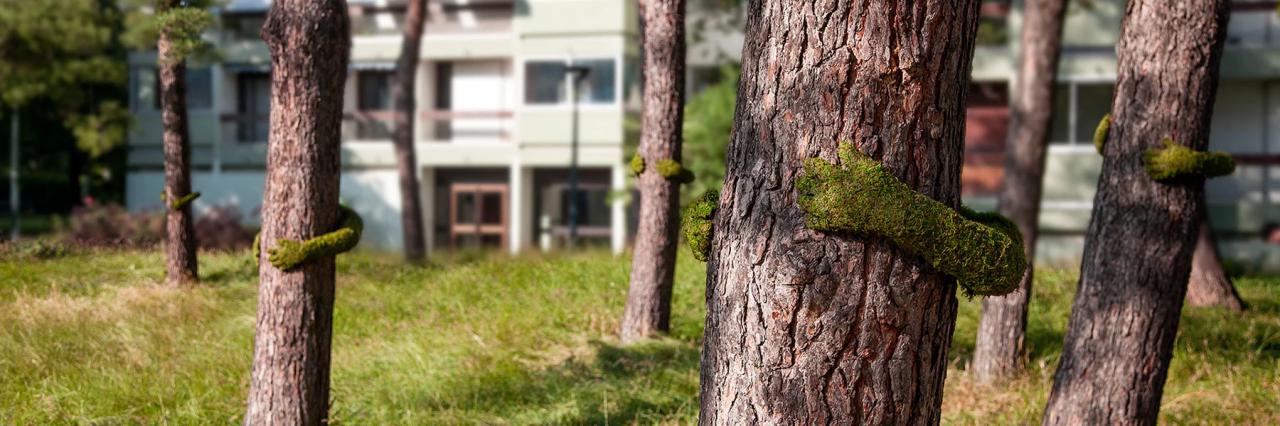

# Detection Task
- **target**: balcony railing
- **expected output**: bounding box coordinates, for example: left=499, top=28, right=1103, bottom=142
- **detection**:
left=340, top=109, right=513, bottom=142
left=1227, top=1, right=1280, bottom=48
left=220, top=113, right=270, bottom=144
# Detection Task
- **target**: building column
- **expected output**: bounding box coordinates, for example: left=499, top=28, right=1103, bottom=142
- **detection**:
left=611, top=162, right=627, bottom=255
left=508, top=161, right=533, bottom=254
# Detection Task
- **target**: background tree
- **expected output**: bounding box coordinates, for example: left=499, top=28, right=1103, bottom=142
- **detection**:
left=680, top=65, right=736, bottom=204
left=391, top=0, right=426, bottom=263
left=972, top=0, right=1067, bottom=384
left=698, top=0, right=981, bottom=422
left=123, top=0, right=214, bottom=284
left=1043, top=0, right=1230, bottom=422
left=621, top=0, right=688, bottom=343
left=1186, top=204, right=1244, bottom=310
left=244, top=0, right=350, bottom=423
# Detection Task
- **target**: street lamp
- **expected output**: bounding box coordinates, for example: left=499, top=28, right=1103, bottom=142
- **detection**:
left=564, top=64, right=590, bottom=249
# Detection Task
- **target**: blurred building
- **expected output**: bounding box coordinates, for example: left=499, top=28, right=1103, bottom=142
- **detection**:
left=125, top=0, right=641, bottom=253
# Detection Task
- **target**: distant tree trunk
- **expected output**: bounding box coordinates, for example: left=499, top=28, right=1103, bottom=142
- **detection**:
left=1186, top=217, right=1244, bottom=310
left=1043, top=0, right=1229, bottom=423
left=243, top=1, right=350, bottom=424
left=972, top=0, right=1067, bottom=384
left=698, top=0, right=980, bottom=423
left=392, top=0, right=426, bottom=263
left=157, top=1, right=198, bottom=285
left=620, top=0, right=687, bottom=343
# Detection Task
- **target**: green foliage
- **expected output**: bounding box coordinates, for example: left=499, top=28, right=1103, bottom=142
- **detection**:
left=69, top=100, right=133, bottom=159
left=629, top=154, right=645, bottom=176
left=120, top=1, right=215, bottom=65
left=1093, top=113, right=1110, bottom=154
left=1144, top=138, right=1236, bottom=182
left=160, top=191, right=201, bottom=210
left=680, top=189, right=718, bottom=261
left=655, top=159, right=695, bottom=184
left=0, top=0, right=125, bottom=108
left=681, top=65, right=738, bottom=203
left=266, top=206, right=364, bottom=271
left=796, top=141, right=1027, bottom=296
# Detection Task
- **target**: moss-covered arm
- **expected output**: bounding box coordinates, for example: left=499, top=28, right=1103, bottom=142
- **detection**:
left=796, top=142, right=1027, bottom=297
left=656, top=159, right=695, bottom=184
left=1094, top=114, right=1110, bottom=154
left=681, top=189, right=718, bottom=261
left=630, top=154, right=646, bottom=176
left=259, top=205, right=364, bottom=271
left=160, top=191, right=201, bottom=210
left=1144, top=138, right=1235, bottom=182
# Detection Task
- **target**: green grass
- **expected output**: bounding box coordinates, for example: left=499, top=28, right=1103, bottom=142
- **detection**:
left=0, top=249, right=1277, bottom=424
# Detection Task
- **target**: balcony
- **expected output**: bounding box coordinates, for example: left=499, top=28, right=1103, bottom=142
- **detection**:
left=339, top=110, right=513, bottom=143
left=1226, top=1, right=1280, bottom=48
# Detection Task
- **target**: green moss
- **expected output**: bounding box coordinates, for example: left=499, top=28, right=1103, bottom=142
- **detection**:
left=260, top=205, right=364, bottom=271
left=1094, top=114, right=1110, bottom=154
left=630, top=154, right=645, bottom=177
left=656, top=159, right=695, bottom=184
left=681, top=190, right=718, bottom=262
left=160, top=191, right=201, bottom=210
left=1144, top=138, right=1236, bottom=182
left=796, top=141, right=1027, bottom=296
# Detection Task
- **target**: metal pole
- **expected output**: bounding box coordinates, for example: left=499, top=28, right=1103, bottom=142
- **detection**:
left=9, top=109, right=19, bottom=240
left=566, top=66, right=589, bottom=249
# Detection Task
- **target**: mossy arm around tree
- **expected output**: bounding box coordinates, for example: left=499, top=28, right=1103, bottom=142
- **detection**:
left=1094, top=114, right=1111, bottom=154
left=160, top=191, right=201, bottom=210
left=630, top=154, right=645, bottom=176
left=1144, top=138, right=1236, bottom=182
left=656, top=159, right=695, bottom=184
left=681, top=189, right=718, bottom=261
left=795, top=142, right=1028, bottom=297
left=254, top=205, right=363, bottom=271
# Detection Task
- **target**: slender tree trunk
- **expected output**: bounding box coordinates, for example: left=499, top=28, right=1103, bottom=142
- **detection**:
left=8, top=109, right=18, bottom=241
left=244, top=1, right=350, bottom=424
left=1186, top=216, right=1244, bottom=310
left=1043, top=0, right=1229, bottom=423
left=392, top=0, right=426, bottom=263
left=971, top=0, right=1067, bottom=384
left=698, top=0, right=980, bottom=423
left=620, top=0, right=687, bottom=344
left=157, top=6, right=198, bottom=285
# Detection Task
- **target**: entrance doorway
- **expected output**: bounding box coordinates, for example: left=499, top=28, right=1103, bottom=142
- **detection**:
left=449, top=183, right=508, bottom=249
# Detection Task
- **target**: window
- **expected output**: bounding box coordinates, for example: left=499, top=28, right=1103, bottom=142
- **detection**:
left=1049, top=82, right=1115, bottom=145
left=237, top=73, right=271, bottom=143
left=186, top=68, right=213, bottom=110
left=523, top=58, right=617, bottom=105
left=132, top=67, right=157, bottom=111
left=223, top=13, right=266, bottom=42
left=356, top=71, right=395, bottom=139
left=559, top=187, right=610, bottom=227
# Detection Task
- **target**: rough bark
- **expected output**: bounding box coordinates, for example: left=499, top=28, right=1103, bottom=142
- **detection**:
left=1186, top=217, right=1244, bottom=310
left=971, top=0, right=1067, bottom=384
left=1042, top=0, right=1230, bottom=424
left=243, top=1, right=350, bottom=424
left=392, top=0, right=426, bottom=263
left=620, top=0, right=687, bottom=344
left=158, top=4, right=198, bottom=285
left=698, top=0, right=980, bottom=423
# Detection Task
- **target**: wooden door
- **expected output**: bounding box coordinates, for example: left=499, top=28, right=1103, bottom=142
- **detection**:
left=449, top=183, right=508, bottom=249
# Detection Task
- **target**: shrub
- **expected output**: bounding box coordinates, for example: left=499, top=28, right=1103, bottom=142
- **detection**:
left=65, top=203, right=164, bottom=248
left=194, top=205, right=256, bottom=252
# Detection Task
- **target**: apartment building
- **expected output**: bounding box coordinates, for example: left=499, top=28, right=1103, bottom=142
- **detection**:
left=125, top=0, right=640, bottom=253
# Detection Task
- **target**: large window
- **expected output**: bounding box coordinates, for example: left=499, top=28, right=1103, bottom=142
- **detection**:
left=356, top=70, right=395, bottom=139
left=523, top=58, right=617, bottom=105
left=1049, top=82, right=1115, bottom=145
left=236, top=73, right=271, bottom=143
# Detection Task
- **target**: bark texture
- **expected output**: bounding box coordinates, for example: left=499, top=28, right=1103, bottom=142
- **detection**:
left=392, top=0, right=426, bottom=262
left=158, top=7, right=198, bottom=286
left=243, top=1, right=350, bottom=424
left=698, top=0, right=980, bottom=423
left=1042, top=0, right=1230, bottom=423
left=971, top=0, right=1067, bottom=384
left=621, top=0, right=687, bottom=343
left=1186, top=218, right=1244, bottom=310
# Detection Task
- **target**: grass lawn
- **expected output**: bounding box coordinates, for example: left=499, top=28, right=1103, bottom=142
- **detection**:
left=0, top=248, right=1277, bottom=424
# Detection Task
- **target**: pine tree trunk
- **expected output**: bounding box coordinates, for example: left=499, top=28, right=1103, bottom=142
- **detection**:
left=1043, top=0, right=1229, bottom=423
left=244, top=1, right=350, bottom=424
left=157, top=7, right=198, bottom=285
left=971, top=0, right=1066, bottom=384
left=698, top=0, right=980, bottom=423
left=620, top=0, right=687, bottom=344
left=392, top=0, right=426, bottom=263
left=1186, top=218, right=1244, bottom=310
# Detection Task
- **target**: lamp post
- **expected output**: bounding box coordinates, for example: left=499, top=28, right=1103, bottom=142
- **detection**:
left=565, top=64, right=589, bottom=248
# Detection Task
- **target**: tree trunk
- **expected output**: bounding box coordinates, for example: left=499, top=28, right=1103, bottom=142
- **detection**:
left=698, top=0, right=980, bottom=423
left=971, top=0, right=1067, bottom=384
left=392, top=0, right=426, bottom=263
left=1042, top=0, right=1229, bottom=423
left=620, top=0, right=687, bottom=344
left=157, top=6, right=198, bottom=285
left=244, top=1, right=350, bottom=424
left=1186, top=217, right=1244, bottom=310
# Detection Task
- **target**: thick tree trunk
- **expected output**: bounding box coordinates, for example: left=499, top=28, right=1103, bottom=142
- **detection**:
left=1043, top=0, right=1229, bottom=424
left=392, top=0, right=426, bottom=263
left=243, top=1, right=350, bottom=424
left=971, top=0, right=1067, bottom=384
left=698, top=0, right=980, bottom=423
left=620, top=0, right=687, bottom=344
left=157, top=8, right=198, bottom=285
left=1186, top=218, right=1244, bottom=310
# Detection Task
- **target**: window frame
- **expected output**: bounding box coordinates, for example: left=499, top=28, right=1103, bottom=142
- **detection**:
left=518, top=55, right=623, bottom=110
